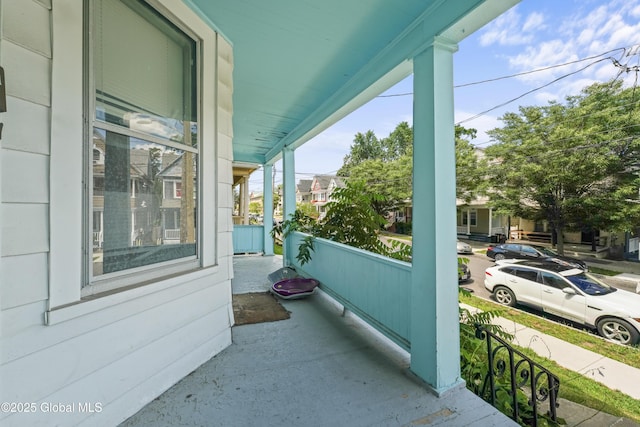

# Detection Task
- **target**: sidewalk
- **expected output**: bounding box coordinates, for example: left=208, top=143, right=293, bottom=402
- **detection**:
left=462, top=303, right=640, bottom=426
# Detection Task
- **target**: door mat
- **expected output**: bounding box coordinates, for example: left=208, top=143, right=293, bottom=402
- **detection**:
left=232, top=292, right=291, bottom=325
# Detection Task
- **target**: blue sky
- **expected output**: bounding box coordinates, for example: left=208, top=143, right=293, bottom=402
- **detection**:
left=250, top=0, right=640, bottom=191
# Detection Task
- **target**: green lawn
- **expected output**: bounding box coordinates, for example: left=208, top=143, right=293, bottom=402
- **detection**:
left=380, top=231, right=412, bottom=242
left=588, top=266, right=621, bottom=276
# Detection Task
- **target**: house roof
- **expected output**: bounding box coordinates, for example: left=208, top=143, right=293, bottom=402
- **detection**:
left=186, top=0, right=518, bottom=166
left=311, top=175, right=345, bottom=191
left=296, top=179, right=313, bottom=194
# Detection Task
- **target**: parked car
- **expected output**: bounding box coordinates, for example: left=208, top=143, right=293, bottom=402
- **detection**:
left=458, top=262, right=471, bottom=283
left=486, top=243, right=587, bottom=270
left=457, top=240, right=473, bottom=255
left=484, top=259, right=640, bottom=345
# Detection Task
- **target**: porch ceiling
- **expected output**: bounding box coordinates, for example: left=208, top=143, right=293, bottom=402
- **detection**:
left=185, top=0, right=518, bottom=165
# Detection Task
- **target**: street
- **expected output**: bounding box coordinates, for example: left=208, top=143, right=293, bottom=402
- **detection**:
left=458, top=252, right=639, bottom=300
left=458, top=253, right=494, bottom=299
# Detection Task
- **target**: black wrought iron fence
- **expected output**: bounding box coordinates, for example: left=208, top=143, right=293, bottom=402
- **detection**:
left=472, top=324, right=561, bottom=426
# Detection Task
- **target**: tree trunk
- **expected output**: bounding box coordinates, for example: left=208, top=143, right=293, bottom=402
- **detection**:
left=591, top=229, right=597, bottom=252
left=555, top=226, right=565, bottom=255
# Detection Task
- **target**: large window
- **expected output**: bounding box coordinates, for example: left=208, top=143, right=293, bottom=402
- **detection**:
left=88, top=0, right=199, bottom=285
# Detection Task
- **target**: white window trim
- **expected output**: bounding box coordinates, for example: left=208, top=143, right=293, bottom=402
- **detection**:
left=49, top=0, right=219, bottom=312
left=86, top=0, right=201, bottom=293
left=462, top=209, right=477, bottom=227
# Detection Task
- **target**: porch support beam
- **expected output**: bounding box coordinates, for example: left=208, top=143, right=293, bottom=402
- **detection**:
left=410, top=36, right=463, bottom=395
left=243, top=176, right=250, bottom=225
left=263, top=164, right=274, bottom=255
left=466, top=209, right=471, bottom=236
left=282, top=147, right=296, bottom=265
left=488, top=207, right=493, bottom=237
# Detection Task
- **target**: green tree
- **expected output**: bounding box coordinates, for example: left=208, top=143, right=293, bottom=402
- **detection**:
left=381, top=121, right=413, bottom=160
left=455, top=125, right=483, bottom=203
left=249, top=201, right=262, bottom=214
left=338, top=130, right=382, bottom=176
left=485, top=80, right=640, bottom=254
left=338, top=122, right=480, bottom=215
left=347, top=155, right=412, bottom=215
left=296, top=201, right=318, bottom=219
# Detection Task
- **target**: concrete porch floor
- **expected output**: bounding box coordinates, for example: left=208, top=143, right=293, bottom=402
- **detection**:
left=121, top=255, right=517, bottom=426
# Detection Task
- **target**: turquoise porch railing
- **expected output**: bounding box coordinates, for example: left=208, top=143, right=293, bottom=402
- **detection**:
left=287, top=232, right=412, bottom=351
left=233, top=225, right=265, bottom=254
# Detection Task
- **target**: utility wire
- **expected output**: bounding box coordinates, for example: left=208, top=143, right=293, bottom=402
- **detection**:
left=376, top=46, right=631, bottom=98
left=376, top=45, right=639, bottom=127
left=251, top=47, right=640, bottom=184
left=455, top=47, right=627, bottom=88
left=456, top=57, right=613, bottom=125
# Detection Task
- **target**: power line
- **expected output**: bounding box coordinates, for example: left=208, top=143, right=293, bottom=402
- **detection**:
left=374, top=45, right=640, bottom=128
left=375, top=47, right=631, bottom=98
left=249, top=46, right=640, bottom=183
left=455, top=47, right=627, bottom=88
left=456, top=56, right=613, bottom=125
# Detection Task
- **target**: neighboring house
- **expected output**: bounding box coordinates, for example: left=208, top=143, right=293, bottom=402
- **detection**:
left=296, top=179, right=312, bottom=204
left=456, top=196, right=509, bottom=243
left=457, top=142, right=635, bottom=251
left=92, top=136, right=156, bottom=250
left=455, top=196, right=623, bottom=250
left=310, top=175, right=345, bottom=218
left=0, top=1, right=519, bottom=426
left=232, top=163, right=259, bottom=225
left=157, top=152, right=197, bottom=244
left=391, top=198, right=413, bottom=223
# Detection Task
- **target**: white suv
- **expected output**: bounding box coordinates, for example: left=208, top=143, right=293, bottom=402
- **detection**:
left=484, top=259, right=640, bottom=345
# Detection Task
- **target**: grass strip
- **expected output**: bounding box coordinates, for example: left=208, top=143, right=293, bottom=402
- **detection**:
left=459, top=293, right=640, bottom=369
left=588, top=266, right=621, bottom=276
left=517, top=347, right=640, bottom=423
left=461, top=294, right=640, bottom=422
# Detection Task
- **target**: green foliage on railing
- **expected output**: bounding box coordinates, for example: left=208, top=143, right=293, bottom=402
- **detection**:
left=271, top=181, right=412, bottom=264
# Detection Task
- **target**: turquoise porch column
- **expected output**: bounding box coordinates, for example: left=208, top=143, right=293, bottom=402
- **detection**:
left=410, top=37, right=463, bottom=395
left=282, top=147, right=296, bottom=265
left=263, top=163, right=274, bottom=255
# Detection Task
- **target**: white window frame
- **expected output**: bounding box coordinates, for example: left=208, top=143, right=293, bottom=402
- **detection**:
left=461, top=209, right=477, bottom=227
left=85, top=0, right=201, bottom=294
left=48, top=0, right=219, bottom=312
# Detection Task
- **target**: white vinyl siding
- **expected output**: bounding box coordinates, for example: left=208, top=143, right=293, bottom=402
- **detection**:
left=0, top=1, right=235, bottom=426
left=0, top=0, right=52, bottom=308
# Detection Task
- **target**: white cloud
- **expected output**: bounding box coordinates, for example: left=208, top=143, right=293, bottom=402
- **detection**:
left=509, top=40, right=579, bottom=84
left=479, top=8, right=534, bottom=46
left=522, top=12, right=545, bottom=32
left=492, top=0, right=640, bottom=107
